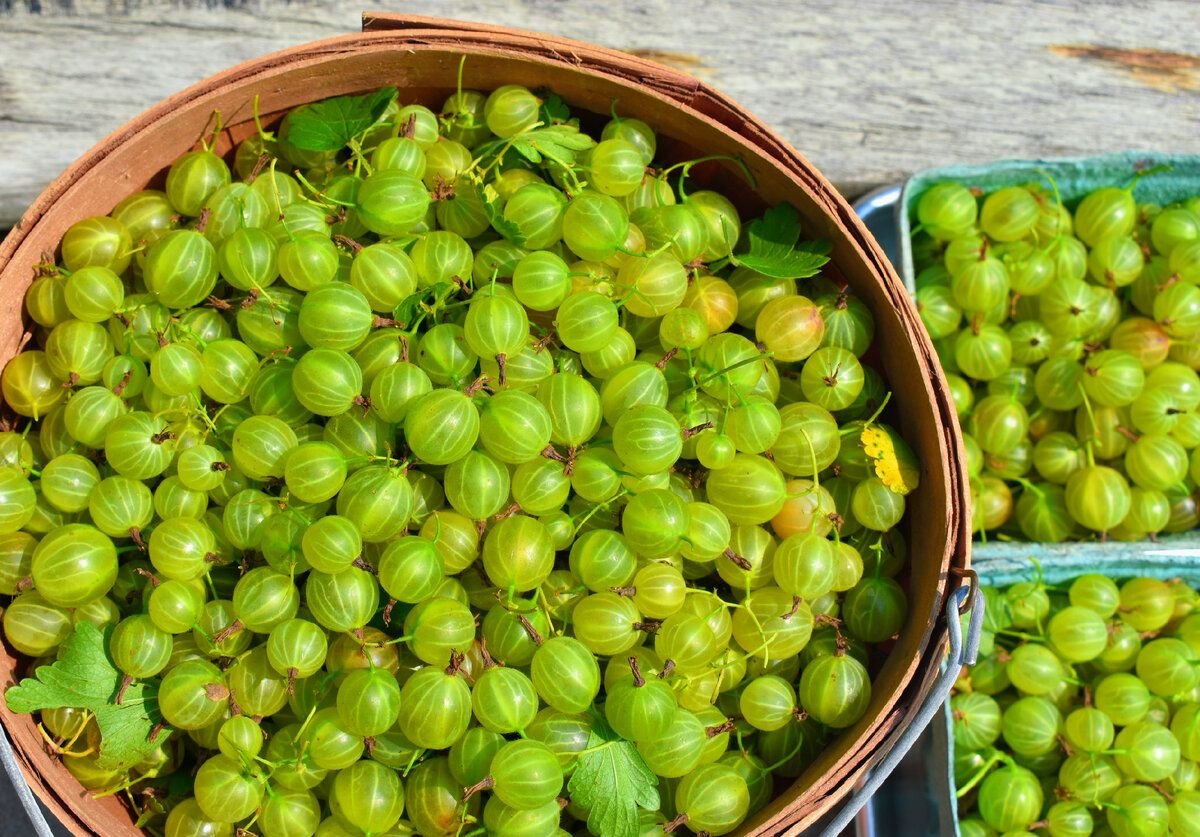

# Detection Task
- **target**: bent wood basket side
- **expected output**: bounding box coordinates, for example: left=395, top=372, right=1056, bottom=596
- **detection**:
left=0, top=16, right=969, bottom=836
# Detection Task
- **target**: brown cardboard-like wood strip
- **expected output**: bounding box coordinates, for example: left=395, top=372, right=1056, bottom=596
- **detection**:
left=0, top=19, right=969, bottom=836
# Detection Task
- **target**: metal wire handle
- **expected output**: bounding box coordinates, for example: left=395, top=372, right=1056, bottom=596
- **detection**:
left=0, top=719, right=55, bottom=837
left=819, top=578, right=984, bottom=837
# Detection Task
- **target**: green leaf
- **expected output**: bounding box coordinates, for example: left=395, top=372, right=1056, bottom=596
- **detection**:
left=537, top=92, right=571, bottom=125
left=511, top=125, right=596, bottom=166
left=393, top=287, right=433, bottom=328
left=732, top=203, right=832, bottom=279
left=285, top=86, right=398, bottom=152
left=5, top=622, right=169, bottom=770
left=479, top=182, right=527, bottom=245
left=567, top=711, right=659, bottom=837
left=536, top=125, right=598, bottom=151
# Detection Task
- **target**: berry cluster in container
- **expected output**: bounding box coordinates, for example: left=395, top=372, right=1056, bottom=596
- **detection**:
left=954, top=574, right=1200, bottom=837
left=0, top=79, right=918, bottom=837
left=911, top=178, right=1200, bottom=542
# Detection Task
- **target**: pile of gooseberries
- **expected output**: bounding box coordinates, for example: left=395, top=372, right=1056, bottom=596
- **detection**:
left=912, top=177, right=1200, bottom=542
left=955, top=573, right=1200, bottom=836
left=0, top=77, right=918, bottom=837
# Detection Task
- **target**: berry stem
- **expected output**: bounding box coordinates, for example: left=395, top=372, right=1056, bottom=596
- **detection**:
left=663, top=813, right=688, bottom=834
left=115, top=674, right=134, bottom=705
left=461, top=775, right=494, bottom=801
left=211, top=619, right=244, bottom=645
left=628, top=655, right=646, bottom=688
left=517, top=613, right=545, bottom=646
left=722, top=548, right=752, bottom=571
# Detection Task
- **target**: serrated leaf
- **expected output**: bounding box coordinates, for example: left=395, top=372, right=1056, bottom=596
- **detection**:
left=479, top=182, right=528, bottom=245
left=567, top=711, right=658, bottom=837
left=510, top=138, right=544, bottom=164
left=861, top=423, right=921, bottom=495
left=732, top=203, right=832, bottom=279
left=285, top=86, right=398, bottom=152
left=5, top=622, right=169, bottom=770
left=534, top=125, right=597, bottom=151
left=392, top=283, right=451, bottom=329
left=511, top=126, right=596, bottom=167
left=538, top=92, right=571, bottom=125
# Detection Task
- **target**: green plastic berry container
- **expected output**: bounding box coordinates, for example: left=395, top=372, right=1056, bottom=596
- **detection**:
left=925, top=551, right=1200, bottom=836
left=895, top=151, right=1200, bottom=566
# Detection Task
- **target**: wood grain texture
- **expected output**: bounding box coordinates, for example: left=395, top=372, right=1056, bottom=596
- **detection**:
left=1, top=0, right=1198, bottom=226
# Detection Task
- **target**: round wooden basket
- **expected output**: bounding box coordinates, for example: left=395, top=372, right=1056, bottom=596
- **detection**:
left=0, top=14, right=970, bottom=836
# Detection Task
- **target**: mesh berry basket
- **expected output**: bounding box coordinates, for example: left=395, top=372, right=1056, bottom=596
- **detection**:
left=924, top=553, right=1200, bottom=836
left=896, top=151, right=1200, bottom=567
left=0, top=14, right=970, bottom=835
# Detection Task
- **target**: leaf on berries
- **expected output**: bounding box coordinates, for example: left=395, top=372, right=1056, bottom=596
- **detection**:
left=537, top=91, right=572, bottom=125
left=285, top=86, right=398, bottom=151
left=510, top=125, right=596, bottom=166
left=567, top=711, right=659, bottom=837
left=731, top=203, right=831, bottom=280
left=479, top=182, right=528, bottom=245
left=4, top=622, right=170, bottom=770
left=393, top=282, right=457, bottom=330
left=860, top=424, right=921, bottom=495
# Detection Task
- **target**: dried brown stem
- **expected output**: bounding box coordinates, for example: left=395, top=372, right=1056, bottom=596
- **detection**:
left=211, top=620, right=244, bottom=646
left=112, top=369, right=133, bottom=397
left=115, top=674, right=134, bottom=705
left=495, top=353, right=508, bottom=387
left=462, top=776, right=494, bottom=801
left=628, top=656, right=645, bottom=688
left=479, top=639, right=499, bottom=670
left=517, top=614, right=544, bottom=645
left=333, top=233, right=363, bottom=254
left=663, top=813, right=688, bottom=834
left=445, top=650, right=467, bottom=676
left=784, top=596, right=804, bottom=621
left=463, top=375, right=492, bottom=397
left=706, top=719, right=737, bottom=737
left=682, top=420, right=714, bottom=440
left=351, top=556, right=378, bottom=576
left=722, top=547, right=752, bottom=571
left=493, top=502, right=521, bottom=521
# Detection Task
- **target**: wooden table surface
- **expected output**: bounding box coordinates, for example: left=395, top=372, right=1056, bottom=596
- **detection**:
left=1, top=0, right=1199, bottom=228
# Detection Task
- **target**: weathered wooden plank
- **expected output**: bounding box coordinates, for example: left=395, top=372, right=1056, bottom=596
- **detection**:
left=1, top=0, right=1199, bottom=227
